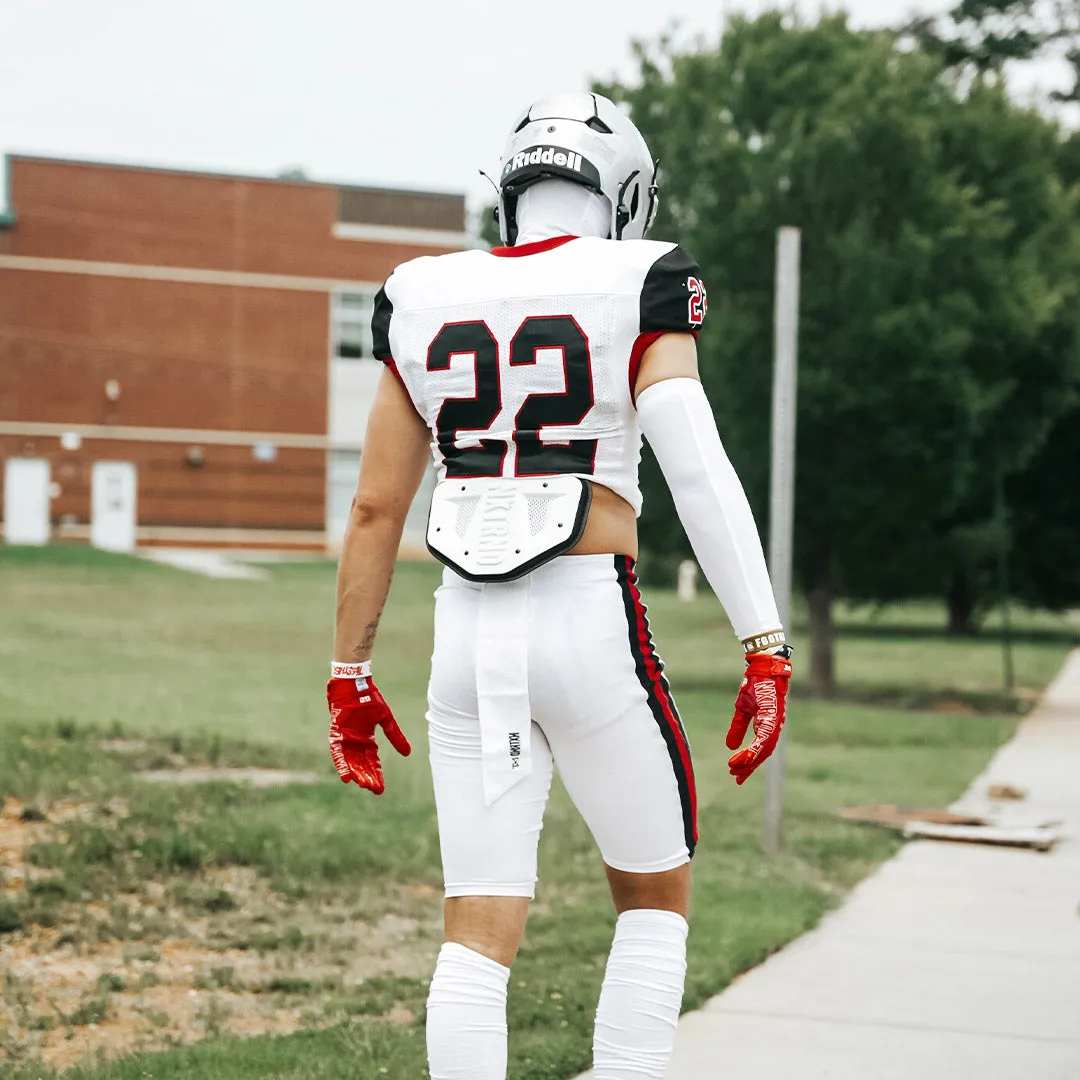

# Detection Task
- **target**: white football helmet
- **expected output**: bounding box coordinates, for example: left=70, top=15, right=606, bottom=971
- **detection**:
left=497, top=91, right=659, bottom=245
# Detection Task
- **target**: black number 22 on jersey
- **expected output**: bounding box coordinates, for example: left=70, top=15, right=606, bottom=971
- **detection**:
left=426, top=316, right=597, bottom=479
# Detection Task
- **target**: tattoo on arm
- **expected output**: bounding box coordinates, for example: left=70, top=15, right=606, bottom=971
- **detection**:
left=358, top=614, right=381, bottom=654
left=348, top=570, right=393, bottom=661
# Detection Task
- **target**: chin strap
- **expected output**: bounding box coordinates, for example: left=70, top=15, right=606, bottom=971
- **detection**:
left=644, top=159, right=660, bottom=234
left=614, top=170, right=640, bottom=239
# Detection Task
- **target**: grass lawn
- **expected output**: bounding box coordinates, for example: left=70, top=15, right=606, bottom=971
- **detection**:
left=0, top=544, right=1075, bottom=1078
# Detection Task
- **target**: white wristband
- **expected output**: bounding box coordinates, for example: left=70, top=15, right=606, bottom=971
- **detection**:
left=331, top=660, right=372, bottom=679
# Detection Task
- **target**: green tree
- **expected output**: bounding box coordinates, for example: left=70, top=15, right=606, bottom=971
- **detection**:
left=477, top=203, right=501, bottom=249
left=1009, top=402, right=1080, bottom=609
left=600, top=12, right=1079, bottom=693
left=903, top=0, right=1080, bottom=97
left=1062, top=129, right=1080, bottom=183
left=923, top=78, right=1080, bottom=633
left=893, top=0, right=1080, bottom=632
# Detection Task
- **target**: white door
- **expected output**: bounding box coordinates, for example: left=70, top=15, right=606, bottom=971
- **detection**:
left=3, top=458, right=51, bottom=545
left=91, top=461, right=137, bottom=552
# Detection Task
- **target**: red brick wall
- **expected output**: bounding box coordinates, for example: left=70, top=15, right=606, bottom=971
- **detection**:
left=0, top=267, right=329, bottom=530
left=0, top=270, right=328, bottom=432
left=0, top=158, right=463, bottom=535
left=6, top=158, right=451, bottom=279
left=0, top=436, right=325, bottom=530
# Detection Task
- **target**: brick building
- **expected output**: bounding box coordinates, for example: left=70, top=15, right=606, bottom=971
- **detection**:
left=0, top=155, right=467, bottom=548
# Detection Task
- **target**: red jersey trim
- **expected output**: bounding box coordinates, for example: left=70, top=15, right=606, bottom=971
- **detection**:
left=381, top=356, right=406, bottom=387
left=380, top=357, right=426, bottom=421
left=490, top=235, right=578, bottom=257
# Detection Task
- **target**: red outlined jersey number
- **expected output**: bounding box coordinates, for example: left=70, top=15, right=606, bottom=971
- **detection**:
left=687, top=276, right=707, bottom=327
left=425, top=316, right=596, bottom=478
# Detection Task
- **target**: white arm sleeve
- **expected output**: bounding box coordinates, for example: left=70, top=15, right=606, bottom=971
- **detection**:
left=637, top=377, right=783, bottom=645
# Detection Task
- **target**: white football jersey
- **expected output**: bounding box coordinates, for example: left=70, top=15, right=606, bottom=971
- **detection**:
left=372, top=235, right=708, bottom=515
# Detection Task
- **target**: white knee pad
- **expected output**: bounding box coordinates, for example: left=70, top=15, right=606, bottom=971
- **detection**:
left=426, top=942, right=511, bottom=1080
left=593, top=909, right=689, bottom=1079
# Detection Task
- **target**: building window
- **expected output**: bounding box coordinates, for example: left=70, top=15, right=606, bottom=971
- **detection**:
left=332, top=292, right=375, bottom=359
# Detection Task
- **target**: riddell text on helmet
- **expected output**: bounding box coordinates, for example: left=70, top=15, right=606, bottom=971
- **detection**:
left=503, top=146, right=584, bottom=175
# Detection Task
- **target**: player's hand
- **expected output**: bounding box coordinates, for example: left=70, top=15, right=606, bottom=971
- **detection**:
left=327, top=672, right=411, bottom=795
left=725, top=652, right=792, bottom=786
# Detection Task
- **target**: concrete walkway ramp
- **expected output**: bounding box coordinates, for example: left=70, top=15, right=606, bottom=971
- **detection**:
left=138, top=548, right=270, bottom=581
left=579, top=650, right=1080, bottom=1080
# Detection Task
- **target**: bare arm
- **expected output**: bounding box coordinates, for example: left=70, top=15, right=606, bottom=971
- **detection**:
left=634, top=331, right=701, bottom=397
left=333, top=368, right=431, bottom=664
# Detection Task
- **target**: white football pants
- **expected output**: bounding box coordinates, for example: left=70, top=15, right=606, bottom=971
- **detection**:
left=427, top=553, right=696, bottom=898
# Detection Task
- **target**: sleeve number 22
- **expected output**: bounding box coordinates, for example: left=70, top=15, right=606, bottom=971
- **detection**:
left=687, top=276, right=707, bottom=327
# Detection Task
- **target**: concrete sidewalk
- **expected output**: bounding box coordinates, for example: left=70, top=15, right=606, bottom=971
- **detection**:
left=582, top=649, right=1080, bottom=1080
left=137, top=548, right=270, bottom=581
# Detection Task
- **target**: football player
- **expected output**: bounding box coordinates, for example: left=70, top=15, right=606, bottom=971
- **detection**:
left=327, top=91, right=792, bottom=1080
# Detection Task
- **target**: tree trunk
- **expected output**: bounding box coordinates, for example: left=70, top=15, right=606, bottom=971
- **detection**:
left=807, top=577, right=836, bottom=698
left=946, top=572, right=979, bottom=636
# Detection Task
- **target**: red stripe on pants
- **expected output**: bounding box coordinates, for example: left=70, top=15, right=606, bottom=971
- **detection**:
left=621, top=556, right=699, bottom=845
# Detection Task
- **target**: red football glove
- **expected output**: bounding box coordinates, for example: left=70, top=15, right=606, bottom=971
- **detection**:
left=726, top=652, right=793, bottom=786
left=327, top=673, right=411, bottom=795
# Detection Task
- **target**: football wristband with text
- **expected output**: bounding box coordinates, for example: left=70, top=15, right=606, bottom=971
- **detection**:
left=331, top=661, right=372, bottom=679
left=741, top=630, right=788, bottom=655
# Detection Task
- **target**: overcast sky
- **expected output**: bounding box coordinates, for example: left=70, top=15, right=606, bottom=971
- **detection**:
left=2, top=0, right=1072, bottom=217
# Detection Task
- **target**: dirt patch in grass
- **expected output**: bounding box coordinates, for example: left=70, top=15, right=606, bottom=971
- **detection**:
left=0, top=797, right=93, bottom=892
left=0, top=797, right=440, bottom=1072
left=3, top=931, right=306, bottom=1070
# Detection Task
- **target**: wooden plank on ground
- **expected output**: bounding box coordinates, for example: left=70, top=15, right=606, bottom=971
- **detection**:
left=902, top=821, right=1061, bottom=851
left=835, top=805, right=987, bottom=828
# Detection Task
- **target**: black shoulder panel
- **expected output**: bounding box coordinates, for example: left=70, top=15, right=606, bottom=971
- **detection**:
left=371, top=283, right=394, bottom=362
left=639, top=245, right=708, bottom=335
